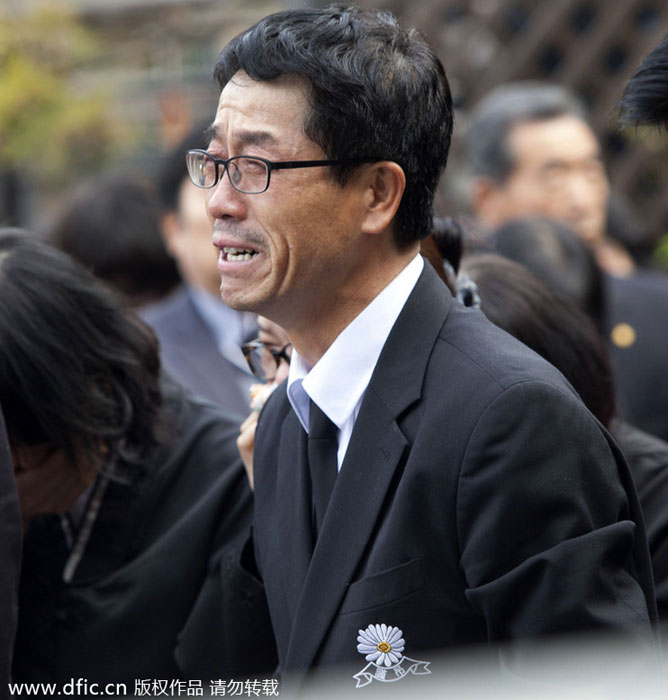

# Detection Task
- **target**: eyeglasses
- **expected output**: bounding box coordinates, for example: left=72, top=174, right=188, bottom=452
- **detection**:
left=186, top=149, right=376, bottom=194
left=241, top=339, right=292, bottom=382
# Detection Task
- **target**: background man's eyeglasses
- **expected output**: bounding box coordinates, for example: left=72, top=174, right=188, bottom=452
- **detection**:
left=241, top=339, right=292, bottom=382
left=186, top=149, right=375, bottom=194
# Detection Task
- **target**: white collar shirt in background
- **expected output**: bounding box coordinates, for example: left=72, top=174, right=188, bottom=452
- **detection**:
left=287, top=254, right=424, bottom=470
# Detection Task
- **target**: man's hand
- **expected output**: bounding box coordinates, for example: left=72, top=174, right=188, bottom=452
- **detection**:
left=237, top=412, right=259, bottom=491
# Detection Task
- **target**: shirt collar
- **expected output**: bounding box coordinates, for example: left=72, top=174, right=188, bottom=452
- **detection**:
left=287, top=254, right=424, bottom=433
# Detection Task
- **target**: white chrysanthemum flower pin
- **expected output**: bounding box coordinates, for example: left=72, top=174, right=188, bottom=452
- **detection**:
left=356, top=624, right=405, bottom=667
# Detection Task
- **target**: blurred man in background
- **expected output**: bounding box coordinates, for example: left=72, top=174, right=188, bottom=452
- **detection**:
left=141, top=125, right=256, bottom=416
left=49, top=173, right=180, bottom=307
left=468, top=81, right=631, bottom=275
left=467, top=81, right=668, bottom=441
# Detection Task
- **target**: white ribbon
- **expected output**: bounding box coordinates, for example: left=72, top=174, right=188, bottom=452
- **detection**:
left=353, top=656, right=431, bottom=688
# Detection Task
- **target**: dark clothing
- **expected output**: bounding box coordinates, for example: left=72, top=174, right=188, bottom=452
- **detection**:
left=0, top=407, right=21, bottom=690
left=13, top=378, right=276, bottom=686
left=141, top=286, right=254, bottom=418
left=606, top=270, right=668, bottom=441
left=252, top=264, right=656, bottom=690
left=612, top=419, right=668, bottom=621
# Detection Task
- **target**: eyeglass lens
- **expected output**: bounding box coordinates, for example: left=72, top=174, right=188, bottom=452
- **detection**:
left=244, top=341, right=293, bottom=381
left=186, top=152, right=269, bottom=194
left=256, top=346, right=280, bottom=381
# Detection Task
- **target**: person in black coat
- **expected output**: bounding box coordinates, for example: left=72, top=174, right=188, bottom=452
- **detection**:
left=140, top=124, right=257, bottom=416
left=191, top=6, right=657, bottom=694
left=0, top=406, right=21, bottom=690
left=0, top=229, right=276, bottom=688
left=460, top=252, right=668, bottom=624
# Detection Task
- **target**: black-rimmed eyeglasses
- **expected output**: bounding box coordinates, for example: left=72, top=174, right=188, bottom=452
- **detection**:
left=186, top=149, right=376, bottom=194
left=241, top=339, right=292, bottom=382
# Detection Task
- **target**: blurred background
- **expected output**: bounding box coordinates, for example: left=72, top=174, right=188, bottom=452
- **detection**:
left=2, top=0, right=668, bottom=268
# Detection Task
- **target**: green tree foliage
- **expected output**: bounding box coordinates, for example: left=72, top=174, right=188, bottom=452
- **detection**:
left=0, top=4, right=118, bottom=181
left=653, top=233, right=668, bottom=271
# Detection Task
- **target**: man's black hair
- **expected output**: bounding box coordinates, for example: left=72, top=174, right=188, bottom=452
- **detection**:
left=468, top=81, right=586, bottom=183
left=49, top=173, right=180, bottom=305
left=620, top=33, right=668, bottom=130
left=213, top=4, right=453, bottom=249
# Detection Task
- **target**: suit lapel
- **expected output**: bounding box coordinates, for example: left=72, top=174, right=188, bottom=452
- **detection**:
left=284, top=264, right=452, bottom=673
left=285, top=390, right=408, bottom=672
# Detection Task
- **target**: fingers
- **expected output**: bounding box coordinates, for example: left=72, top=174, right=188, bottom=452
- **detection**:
left=237, top=412, right=259, bottom=490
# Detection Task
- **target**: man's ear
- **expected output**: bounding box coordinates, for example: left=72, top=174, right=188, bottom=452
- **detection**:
left=360, top=161, right=406, bottom=235
left=470, top=175, right=508, bottom=229
left=160, top=212, right=180, bottom=259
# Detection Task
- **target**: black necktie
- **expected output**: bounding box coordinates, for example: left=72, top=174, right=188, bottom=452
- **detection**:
left=307, top=400, right=339, bottom=535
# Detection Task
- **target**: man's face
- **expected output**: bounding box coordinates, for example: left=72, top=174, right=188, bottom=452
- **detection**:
left=258, top=315, right=291, bottom=385
left=165, top=180, right=220, bottom=297
left=481, top=115, right=610, bottom=246
left=205, top=71, right=369, bottom=326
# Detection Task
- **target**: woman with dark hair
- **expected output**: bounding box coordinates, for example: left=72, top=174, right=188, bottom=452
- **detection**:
left=1, top=228, right=163, bottom=513
left=0, top=230, right=275, bottom=685
left=460, top=252, right=668, bottom=623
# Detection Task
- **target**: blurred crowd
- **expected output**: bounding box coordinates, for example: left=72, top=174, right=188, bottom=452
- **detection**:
left=1, top=6, right=668, bottom=697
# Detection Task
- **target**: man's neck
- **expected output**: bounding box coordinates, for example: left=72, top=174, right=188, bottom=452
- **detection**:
left=287, top=245, right=420, bottom=367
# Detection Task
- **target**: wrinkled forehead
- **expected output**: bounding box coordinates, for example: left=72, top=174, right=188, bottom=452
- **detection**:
left=210, top=71, right=311, bottom=150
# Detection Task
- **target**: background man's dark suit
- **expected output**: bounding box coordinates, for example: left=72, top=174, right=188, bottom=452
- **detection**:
left=253, top=264, right=656, bottom=688
left=0, top=407, right=21, bottom=689
left=605, top=270, right=668, bottom=442
left=141, top=286, right=253, bottom=417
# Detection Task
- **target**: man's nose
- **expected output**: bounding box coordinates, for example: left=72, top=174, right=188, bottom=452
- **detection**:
left=206, top=170, right=248, bottom=220
left=563, top=172, right=599, bottom=212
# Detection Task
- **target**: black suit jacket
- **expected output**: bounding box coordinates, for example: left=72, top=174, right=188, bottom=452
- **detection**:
left=252, top=264, right=656, bottom=690
left=606, top=270, right=668, bottom=442
left=14, top=379, right=276, bottom=685
left=0, top=407, right=21, bottom=689
left=611, top=419, right=668, bottom=622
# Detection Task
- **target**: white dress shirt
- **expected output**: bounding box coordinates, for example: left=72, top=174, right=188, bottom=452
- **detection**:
left=287, top=254, right=424, bottom=469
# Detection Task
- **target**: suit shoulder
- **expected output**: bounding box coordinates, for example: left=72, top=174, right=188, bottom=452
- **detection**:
left=434, top=302, right=573, bottom=394
left=159, top=376, right=245, bottom=469
left=140, top=287, right=194, bottom=329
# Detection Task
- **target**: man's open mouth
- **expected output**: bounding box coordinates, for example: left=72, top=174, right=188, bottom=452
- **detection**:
left=222, top=246, right=259, bottom=262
